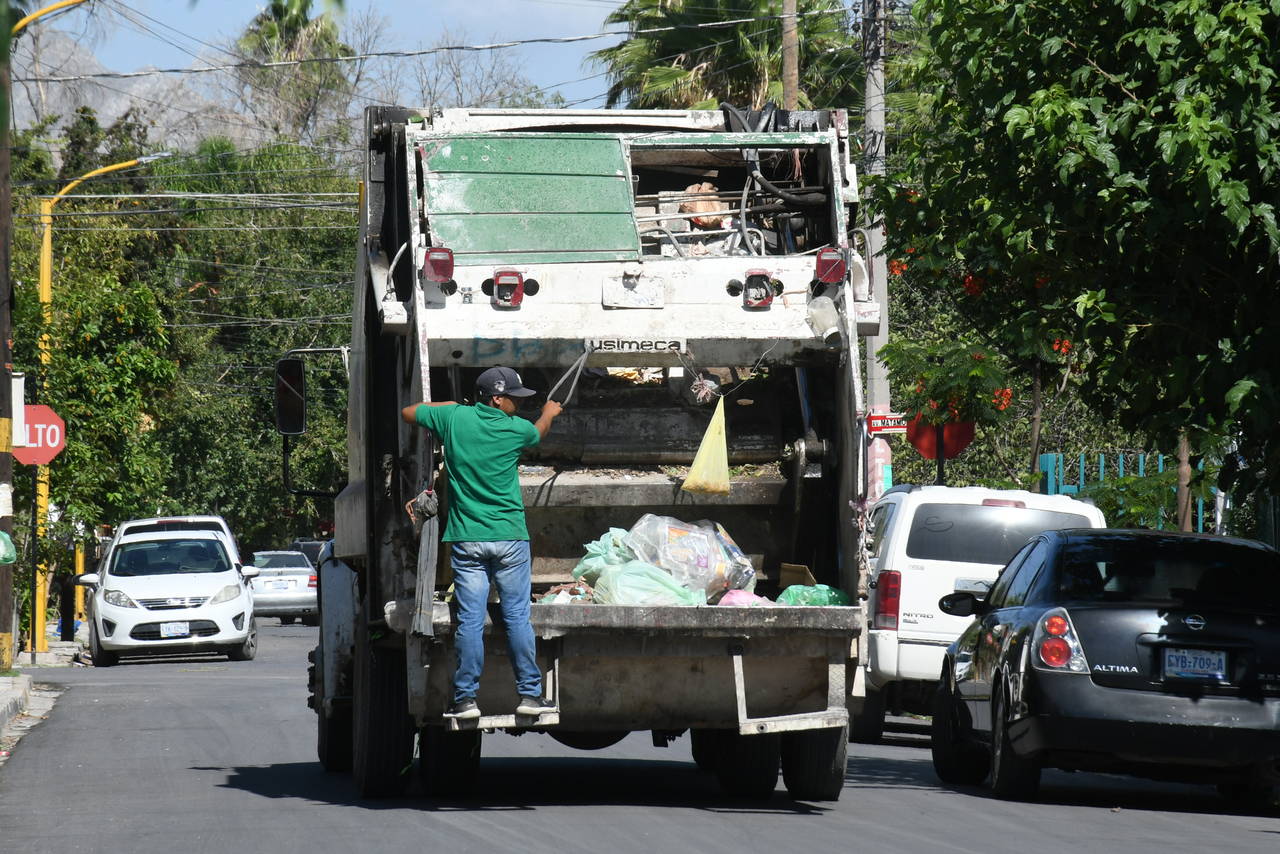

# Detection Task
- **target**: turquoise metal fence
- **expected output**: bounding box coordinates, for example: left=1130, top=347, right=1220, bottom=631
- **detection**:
left=1038, top=452, right=1208, bottom=533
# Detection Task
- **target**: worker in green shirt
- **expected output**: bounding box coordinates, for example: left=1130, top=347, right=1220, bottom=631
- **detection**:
left=402, top=366, right=562, bottom=720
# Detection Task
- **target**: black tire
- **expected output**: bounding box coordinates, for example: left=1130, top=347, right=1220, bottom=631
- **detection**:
left=690, top=729, right=719, bottom=773
left=990, top=686, right=1040, bottom=800
left=300, top=615, right=319, bottom=627
left=1218, top=783, right=1277, bottom=808
left=279, top=616, right=296, bottom=625
left=418, top=726, right=483, bottom=797
left=227, top=617, right=258, bottom=661
left=715, top=731, right=781, bottom=798
left=317, top=706, right=353, bottom=773
left=781, top=726, right=848, bottom=801
left=931, top=669, right=989, bottom=785
left=352, top=625, right=415, bottom=798
left=848, top=687, right=886, bottom=743
left=89, top=620, right=118, bottom=668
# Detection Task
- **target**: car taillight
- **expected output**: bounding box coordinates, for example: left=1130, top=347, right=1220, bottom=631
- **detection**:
left=815, top=247, right=846, bottom=283
left=424, top=247, right=454, bottom=282
left=308, top=575, right=317, bottom=589
left=1031, top=607, right=1089, bottom=672
left=493, top=269, right=524, bottom=307
left=873, top=570, right=901, bottom=630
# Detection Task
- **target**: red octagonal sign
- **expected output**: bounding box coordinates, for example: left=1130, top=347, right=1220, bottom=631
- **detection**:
left=15, top=404, right=66, bottom=466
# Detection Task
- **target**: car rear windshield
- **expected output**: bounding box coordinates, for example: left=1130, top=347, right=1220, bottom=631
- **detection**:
left=1060, top=536, right=1280, bottom=608
left=254, top=552, right=312, bottom=568
left=111, top=539, right=231, bottom=576
left=905, top=503, right=1092, bottom=565
left=124, top=520, right=223, bottom=534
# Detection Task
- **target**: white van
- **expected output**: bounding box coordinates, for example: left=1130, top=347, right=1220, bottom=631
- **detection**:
left=852, top=484, right=1105, bottom=741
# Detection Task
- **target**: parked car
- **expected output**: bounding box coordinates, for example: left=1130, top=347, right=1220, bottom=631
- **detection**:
left=77, top=529, right=259, bottom=666
left=854, top=485, right=1105, bottom=741
left=932, top=529, right=1280, bottom=803
left=112, top=515, right=243, bottom=565
left=287, top=538, right=324, bottom=566
left=250, top=550, right=318, bottom=625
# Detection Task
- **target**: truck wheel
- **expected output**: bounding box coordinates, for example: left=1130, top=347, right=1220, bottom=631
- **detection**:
left=848, top=687, right=885, bottom=743
left=279, top=616, right=296, bottom=625
left=317, top=706, right=354, bottom=773
left=227, top=617, right=258, bottom=661
left=990, top=687, right=1040, bottom=800
left=781, top=726, right=848, bottom=801
left=418, top=726, right=482, bottom=797
left=352, top=628, right=415, bottom=798
left=690, top=729, right=718, bottom=773
left=89, top=621, right=118, bottom=668
left=715, top=731, right=780, bottom=798
left=931, top=670, right=988, bottom=785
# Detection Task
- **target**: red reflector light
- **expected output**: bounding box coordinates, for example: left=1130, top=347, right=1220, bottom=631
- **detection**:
left=308, top=575, right=317, bottom=589
left=424, top=247, right=454, bottom=282
left=873, top=570, right=901, bottom=630
left=815, top=247, right=846, bottom=283
left=1040, top=637, right=1072, bottom=667
left=981, top=498, right=1027, bottom=508
left=1044, top=615, right=1069, bottom=636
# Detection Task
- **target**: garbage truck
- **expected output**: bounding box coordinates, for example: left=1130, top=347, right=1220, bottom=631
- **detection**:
left=274, top=105, right=882, bottom=801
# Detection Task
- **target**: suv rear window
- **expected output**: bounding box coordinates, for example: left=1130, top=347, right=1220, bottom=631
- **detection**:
left=1060, top=536, right=1280, bottom=608
left=125, top=521, right=223, bottom=534
left=905, top=503, right=1091, bottom=565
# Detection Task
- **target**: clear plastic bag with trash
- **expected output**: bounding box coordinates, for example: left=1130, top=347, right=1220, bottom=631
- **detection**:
left=776, top=584, right=851, bottom=607
left=623, top=514, right=720, bottom=597
left=592, top=561, right=707, bottom=607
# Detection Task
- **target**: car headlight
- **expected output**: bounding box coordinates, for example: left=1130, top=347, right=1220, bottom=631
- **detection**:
left=103, top=589, right=138, bottom=609
left=209, top=584, right=242, bottom=605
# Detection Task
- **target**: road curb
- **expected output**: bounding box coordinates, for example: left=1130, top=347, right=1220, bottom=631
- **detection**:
left=0, top=673, right=33, bottom=734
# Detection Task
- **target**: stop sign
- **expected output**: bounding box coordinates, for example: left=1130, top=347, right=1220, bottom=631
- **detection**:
left=14, top=405, right=66, bottom=465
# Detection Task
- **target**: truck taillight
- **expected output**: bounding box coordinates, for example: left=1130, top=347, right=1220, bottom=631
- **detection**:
left=424, top=247, right=454, bottom=283
left=873, top=570, right=901, bottom=630
left=493, top=269, right=524, bottom=307
left=815, top=247, right=846, bottom=283
left=743, top=270, right=780, bottom=309
left=308, top=574, right=317, bottom=589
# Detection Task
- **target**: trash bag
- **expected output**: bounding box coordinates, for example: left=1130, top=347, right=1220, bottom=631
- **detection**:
left=623, top=514, right=720, bottom=596
left=0, top=531, right=15, bottom=564
left=776, top=584, right=851, bottom=607
left=593, top=561, right=707, bottom=607
left=571, top=527, right=633, bottom=586
left=718, top=589, right=774, bottom=607
left=698, top=520, right=757, bottom=596
left=682, top=396, right=730, bottom=496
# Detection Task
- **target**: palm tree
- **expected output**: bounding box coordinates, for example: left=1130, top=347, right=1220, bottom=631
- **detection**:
left=589, top=0, right=862, bottom=110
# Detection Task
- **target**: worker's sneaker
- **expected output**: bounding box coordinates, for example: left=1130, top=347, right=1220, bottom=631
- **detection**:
left=516, top=695, right=556, bottom=716
left=445, top=698, right=481, bottom=719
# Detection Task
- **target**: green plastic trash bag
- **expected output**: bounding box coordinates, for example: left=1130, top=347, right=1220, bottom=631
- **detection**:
left=571, top=527, right=633, bottom=586
left=776, top=584, right=850, bottom=607
left=0, top=531, right=15, bottom=564
left=593, top=561, right=707, bottom=607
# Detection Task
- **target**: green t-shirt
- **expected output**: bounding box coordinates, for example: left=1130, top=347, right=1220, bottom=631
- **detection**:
left=414, top=403, right=541, bottom=543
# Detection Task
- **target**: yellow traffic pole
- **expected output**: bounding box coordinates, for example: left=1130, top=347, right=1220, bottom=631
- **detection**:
left=74, top=543, right=85, bottom=622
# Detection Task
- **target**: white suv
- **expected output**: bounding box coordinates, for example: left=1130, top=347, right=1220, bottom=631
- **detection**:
left=852, top=484, right=1105, bottom=741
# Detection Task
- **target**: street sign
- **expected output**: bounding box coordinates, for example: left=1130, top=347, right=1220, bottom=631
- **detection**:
left=867, top=413, right=909, bottom=435
left=14, top=405, right=66, bottom=466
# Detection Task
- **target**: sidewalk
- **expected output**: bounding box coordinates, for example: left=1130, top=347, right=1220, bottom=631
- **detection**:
left=0, top=673, right=33, bottom=736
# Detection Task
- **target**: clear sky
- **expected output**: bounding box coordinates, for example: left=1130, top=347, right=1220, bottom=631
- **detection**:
left=65, top=0, right=629, bottom=107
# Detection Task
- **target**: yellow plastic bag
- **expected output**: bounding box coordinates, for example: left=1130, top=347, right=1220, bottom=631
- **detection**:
left=682, top=396, right=730, bottom=496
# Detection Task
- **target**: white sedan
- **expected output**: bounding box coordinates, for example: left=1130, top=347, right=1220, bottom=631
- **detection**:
left=78, top=530, right=259, bottom=666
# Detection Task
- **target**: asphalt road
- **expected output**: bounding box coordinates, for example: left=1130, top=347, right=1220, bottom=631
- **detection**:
left=1, top=623, right=1277, bottom=853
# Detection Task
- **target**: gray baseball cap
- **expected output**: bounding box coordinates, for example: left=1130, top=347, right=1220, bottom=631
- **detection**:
left=476, top=366, right=536, bottom=398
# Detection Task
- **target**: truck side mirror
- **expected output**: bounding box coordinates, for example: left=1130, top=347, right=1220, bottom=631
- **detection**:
left=274, top=358, right=307, bottom=435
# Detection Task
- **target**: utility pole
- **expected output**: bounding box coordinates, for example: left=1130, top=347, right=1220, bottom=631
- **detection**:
left=781, top=0, right=799, bottom=111
left=862, top=0, right=892, bottom=502
left=1, top=0, right=16, bottom=672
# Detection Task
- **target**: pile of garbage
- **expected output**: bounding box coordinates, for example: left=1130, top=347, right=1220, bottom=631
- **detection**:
left=537, top=514, right=850, bottom=608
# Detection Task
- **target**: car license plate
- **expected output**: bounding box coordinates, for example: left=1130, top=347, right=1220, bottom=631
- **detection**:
left=268, top=580, right=292, bottom=591
left=1163, top=647, right=1227, bottom=681
left=160, top=621, right=190, bottom=638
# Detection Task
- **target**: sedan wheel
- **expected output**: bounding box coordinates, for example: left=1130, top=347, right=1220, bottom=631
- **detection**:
left=228, top=617, right=258, bottom=661
left=930, top=670, right=988, bottom=785
left=89, top=620, right=118, bottom=668
left=990, top=687, right=1040, bottom=800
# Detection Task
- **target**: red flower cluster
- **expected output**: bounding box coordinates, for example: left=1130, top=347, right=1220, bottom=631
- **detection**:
left=972, top=352, right=985, bottom=361
left=992, top=388, right=1013, bottom=411
left=1052, top=338, right=1073, bottom=354
left=963, top=274, right=985, bottom=297
left=1034, top=273, right=1050, bottom=289
left=889, top=259, right=908, bottom=276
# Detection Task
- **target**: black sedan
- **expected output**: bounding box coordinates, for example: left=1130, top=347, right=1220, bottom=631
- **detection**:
left=931, top=529, right=1280, bottom=804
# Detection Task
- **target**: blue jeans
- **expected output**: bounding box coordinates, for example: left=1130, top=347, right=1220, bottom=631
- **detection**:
left=450, top=540, right=542, bottom=703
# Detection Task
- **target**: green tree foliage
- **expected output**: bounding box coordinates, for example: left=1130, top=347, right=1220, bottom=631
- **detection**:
left=590, top=0, right=862, bottom=109
left=878, top=0, right=1280, bottom=493
left=877, top=338, right=1011, bottom=427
